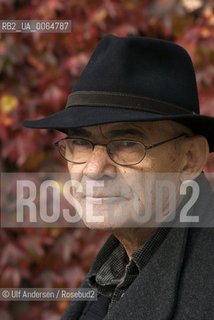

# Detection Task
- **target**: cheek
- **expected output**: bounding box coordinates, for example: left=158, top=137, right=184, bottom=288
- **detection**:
left=141, top=150, right=182, bottom=173
left=161, top=150, right=183, bottom=172
left=67, top=163, right=86, bottom=181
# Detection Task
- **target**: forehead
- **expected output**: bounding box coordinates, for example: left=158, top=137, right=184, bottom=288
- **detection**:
left=68, top=121, right=179, bottom=138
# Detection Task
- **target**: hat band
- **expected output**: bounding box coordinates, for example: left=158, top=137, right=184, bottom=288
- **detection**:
left=66, top=91, right=194, bottom=115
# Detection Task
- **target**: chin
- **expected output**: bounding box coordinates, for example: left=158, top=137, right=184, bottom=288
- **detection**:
left=82, top=220, right=123, bottom=231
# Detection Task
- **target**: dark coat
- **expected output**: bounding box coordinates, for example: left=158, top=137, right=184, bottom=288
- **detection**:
left=61, top=175, right=214, bottom=320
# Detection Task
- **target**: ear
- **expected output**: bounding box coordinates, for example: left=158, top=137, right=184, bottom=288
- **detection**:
left=180, top=135, right=209, bottom=182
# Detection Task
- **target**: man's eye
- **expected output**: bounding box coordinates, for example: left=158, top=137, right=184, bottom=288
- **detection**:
left=120, top=141, right=136, bottom=148
left=74, top=139, right=86, bottom=144
left=70, top=140, right=91, bottom=149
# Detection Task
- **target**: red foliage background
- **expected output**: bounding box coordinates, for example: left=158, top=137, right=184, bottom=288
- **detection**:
left=0, top=0, right=214, bottom=319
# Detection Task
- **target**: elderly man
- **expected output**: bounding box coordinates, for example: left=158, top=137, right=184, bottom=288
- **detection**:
left=23, top=35, right=214, bottom=319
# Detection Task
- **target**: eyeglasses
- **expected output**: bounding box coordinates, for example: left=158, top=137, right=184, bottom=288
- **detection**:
left=54, top=134, right=186, bottom=166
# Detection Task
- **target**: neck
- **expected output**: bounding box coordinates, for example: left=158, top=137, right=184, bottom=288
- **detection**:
left=113, top=227, right=158, bottom=260
left=112, top=192, right=188, bottom=259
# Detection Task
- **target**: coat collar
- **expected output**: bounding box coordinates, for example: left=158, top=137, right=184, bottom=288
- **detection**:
left=61, top=228, right=189, bottom=320
left=104, top=227, right=189, bottom=320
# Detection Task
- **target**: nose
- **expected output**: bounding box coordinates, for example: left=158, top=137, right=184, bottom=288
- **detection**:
left=83, top=145, right=117, bottom=180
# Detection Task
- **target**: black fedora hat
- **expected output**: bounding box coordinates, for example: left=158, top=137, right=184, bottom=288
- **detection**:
left=22, top=34, right=214, bottom=151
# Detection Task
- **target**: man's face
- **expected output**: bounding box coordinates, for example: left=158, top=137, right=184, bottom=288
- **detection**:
left=67, top=120, right=188, bottom=230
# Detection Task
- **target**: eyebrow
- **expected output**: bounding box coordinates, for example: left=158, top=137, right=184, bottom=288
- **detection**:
left=105, top=128, right=146, bottom=139
left=67, top=127, right=146, bottom=139
left=67, top=128, right=92, bottom=138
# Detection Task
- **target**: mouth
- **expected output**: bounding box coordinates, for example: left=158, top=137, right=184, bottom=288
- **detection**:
left=84, top=196, right=124, bottom=204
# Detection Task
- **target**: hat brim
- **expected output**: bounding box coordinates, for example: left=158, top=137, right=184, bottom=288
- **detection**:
left=22, top=106, right=214, bottom=152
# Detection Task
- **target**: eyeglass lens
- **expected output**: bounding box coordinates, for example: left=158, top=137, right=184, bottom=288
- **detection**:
left=57, top=139, right=146, bottom=165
